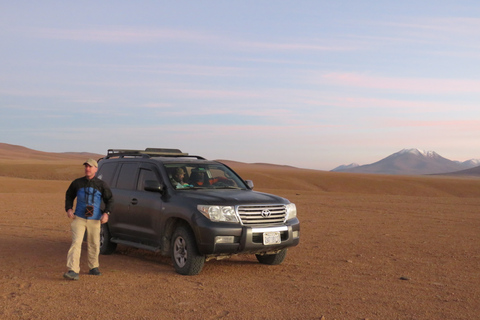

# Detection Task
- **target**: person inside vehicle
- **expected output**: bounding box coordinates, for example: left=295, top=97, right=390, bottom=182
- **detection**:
left=170, top=167, right=190, bottom=189
left=189, top=168, right=235, bottom=187
left=189, top=168, right=207, bottom=186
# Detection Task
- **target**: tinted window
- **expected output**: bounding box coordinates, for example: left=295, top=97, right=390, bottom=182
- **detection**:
left=97, top=162, right=118, bottom=186
left=116, top=163, right=138, bottom=190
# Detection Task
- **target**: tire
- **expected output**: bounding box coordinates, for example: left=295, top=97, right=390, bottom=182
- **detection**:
left=100, top=223, right=117, bottom=255
left=171, top=225, right=205, bottom=275
left=256, top=249, right=288, bottom=265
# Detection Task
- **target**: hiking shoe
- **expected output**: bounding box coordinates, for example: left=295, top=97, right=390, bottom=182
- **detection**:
left=89, top=268, right=102, bottom=276
left=63, top=270, right=79, bottom=280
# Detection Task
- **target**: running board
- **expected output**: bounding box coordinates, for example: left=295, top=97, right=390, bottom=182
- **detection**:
left=111, top=238, right=160, bottom=252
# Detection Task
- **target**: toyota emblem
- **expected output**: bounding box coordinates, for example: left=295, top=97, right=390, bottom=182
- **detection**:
left=261, top=209, right=271, bottom=218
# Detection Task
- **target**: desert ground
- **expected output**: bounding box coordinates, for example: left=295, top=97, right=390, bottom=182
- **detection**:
left=1, top=146, right=479, bottom=319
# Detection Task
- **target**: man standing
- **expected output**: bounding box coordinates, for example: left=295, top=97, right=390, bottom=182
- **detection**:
left=63, top=158, right=113, bottom=280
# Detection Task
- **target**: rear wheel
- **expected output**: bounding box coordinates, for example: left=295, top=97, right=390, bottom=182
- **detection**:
left=171, top=225, right=205, bottom=275
left=256, top=249, right=288, bottom=265
left=100, top=223, right=117, bottom=255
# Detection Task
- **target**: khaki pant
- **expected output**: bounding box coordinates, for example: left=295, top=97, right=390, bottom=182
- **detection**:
left=66, top=217, right=101, bottom=273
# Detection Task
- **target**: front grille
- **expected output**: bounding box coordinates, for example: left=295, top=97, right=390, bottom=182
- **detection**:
left=237, top=205, right=286, bottom=226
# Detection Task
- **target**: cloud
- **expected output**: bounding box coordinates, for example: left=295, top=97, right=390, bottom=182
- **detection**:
left=385, top=17, right=480, bottom=37
left=382, top=119, right=480, bottom=129
left=33, top=26, right=217, bottom=43
left=303, top=95, right=478, bottom=113
left=30, top=25, right=362, bottom=55
left=142, top=103, right=172, bottom=109
left=57, top=61, right=247, bottom=78
left=234, top=39, right=358, bottom=52
left=318, top=72, right=480, bottom=94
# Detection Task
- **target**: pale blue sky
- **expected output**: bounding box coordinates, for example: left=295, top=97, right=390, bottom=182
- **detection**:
left=1, top=1, right=480, bottom=170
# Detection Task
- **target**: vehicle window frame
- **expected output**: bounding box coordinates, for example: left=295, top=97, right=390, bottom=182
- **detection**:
left=137, top=167, right=160, bottom=191
left=97, top=162, right=118, bottom=187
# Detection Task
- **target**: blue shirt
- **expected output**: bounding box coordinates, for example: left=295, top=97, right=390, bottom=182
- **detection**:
left=65, top=176, right=114, bottom=220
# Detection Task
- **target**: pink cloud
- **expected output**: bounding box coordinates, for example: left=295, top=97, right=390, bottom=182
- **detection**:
left=32, top=26, right=360, bottom=53
left=381, top=119, right=480, bottom=130
left=320, top=72, right=480, bottom=94
left=302, top=93, right=479, bottom=113
left=34, top=26, right=215, bottom=43
left=236, top=40, right=358, bottom=52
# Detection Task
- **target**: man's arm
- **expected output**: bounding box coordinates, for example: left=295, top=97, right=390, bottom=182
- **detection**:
left=65, top=180, right=78, bottom=219
left=65, top=180, right=77, bottom=212
left=100, top=181, right=114, bottom=224
left=101, top=181, right=114, bottom=213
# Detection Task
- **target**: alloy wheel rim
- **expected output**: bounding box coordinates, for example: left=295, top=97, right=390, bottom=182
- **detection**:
left=174, top=237, right=187, bottom=267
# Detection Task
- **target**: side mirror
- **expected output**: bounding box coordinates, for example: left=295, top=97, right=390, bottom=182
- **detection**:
left=144, top=180, right=164, bottom=193
left=245, top=180, right=254, bottom=189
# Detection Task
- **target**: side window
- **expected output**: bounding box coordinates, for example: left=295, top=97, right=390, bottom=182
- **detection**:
left=116, top=163, right=138, bottom=190
left=97, top=162, right=118, bottom=186
left=137, top=168, right=158, bottom=191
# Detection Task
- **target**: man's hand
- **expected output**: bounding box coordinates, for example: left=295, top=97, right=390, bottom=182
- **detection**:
left=66, top=209, right=74, bottom=219
left=100, top=213, right=109, bottom=224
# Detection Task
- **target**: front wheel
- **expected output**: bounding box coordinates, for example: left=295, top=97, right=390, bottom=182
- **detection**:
left=171, top=225, right=205, bottom=275
left=100, top=223, right=117, bottom=255
left=255, top=249, right=288, bottom=265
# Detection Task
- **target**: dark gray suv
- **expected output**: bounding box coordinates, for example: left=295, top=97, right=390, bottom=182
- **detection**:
left=97, top=148, right=300, bottom=275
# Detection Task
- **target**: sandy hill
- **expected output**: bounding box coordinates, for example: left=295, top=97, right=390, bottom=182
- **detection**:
left=0, top=142, right=103, bottom=161
left=1, top=143, right=479, bottom=198
left=0, top=143, right=104, bottom=180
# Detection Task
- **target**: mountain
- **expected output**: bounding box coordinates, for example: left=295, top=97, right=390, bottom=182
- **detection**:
left=457, top=159, right=480, bottom=168
left=332, top=148, right=480, bottom=175
left=331, top=163, right=359, bottom=171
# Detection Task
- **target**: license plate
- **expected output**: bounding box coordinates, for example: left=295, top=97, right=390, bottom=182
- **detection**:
left=263, top=231, right=281, bottom=245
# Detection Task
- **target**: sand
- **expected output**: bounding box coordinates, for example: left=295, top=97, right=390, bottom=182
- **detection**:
left=1, top=153, right=480, bottom=319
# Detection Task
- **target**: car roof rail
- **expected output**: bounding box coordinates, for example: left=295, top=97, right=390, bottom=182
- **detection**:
left=105, top=148, right=206, bottom=160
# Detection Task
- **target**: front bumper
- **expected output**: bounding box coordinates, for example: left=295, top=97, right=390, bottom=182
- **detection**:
left=193, top=217, right=300, bottom=255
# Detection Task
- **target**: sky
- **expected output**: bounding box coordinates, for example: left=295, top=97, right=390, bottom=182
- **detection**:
left=1, top=1, right=480, bottom=170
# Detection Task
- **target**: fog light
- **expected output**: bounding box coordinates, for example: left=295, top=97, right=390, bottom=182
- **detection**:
left=292, top=231, right=299, bottom=238
left=215, top=236, right=235, bottom=244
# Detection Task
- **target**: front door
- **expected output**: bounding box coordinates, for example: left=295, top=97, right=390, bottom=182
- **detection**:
left=125, top=167, right=164, bottom=245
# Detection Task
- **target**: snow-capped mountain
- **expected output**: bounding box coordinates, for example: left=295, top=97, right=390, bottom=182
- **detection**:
left=331, top=148, right=480, bottom=175
left=457, top=159, right=480, bottom=168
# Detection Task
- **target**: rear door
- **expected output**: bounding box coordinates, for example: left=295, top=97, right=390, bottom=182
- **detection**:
left=108, top=162, right=140, bottom=241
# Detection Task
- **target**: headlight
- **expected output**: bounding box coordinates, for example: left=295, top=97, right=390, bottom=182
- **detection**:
left=285, top=203, right=297, bottom=221
left=197, top=205, right=239, bottom=223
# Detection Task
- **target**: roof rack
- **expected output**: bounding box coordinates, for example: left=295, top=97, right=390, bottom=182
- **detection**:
left=105, top=148, right=206, bottom=160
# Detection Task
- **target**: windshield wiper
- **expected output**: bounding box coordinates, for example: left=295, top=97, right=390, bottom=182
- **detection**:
left=211, top=186, right=240, bottom=189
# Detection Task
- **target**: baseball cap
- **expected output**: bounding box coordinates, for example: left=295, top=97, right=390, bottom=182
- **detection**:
left=83, top=158, right=98, bottom=168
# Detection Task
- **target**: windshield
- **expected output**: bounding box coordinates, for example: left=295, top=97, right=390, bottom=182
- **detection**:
left=164, top=162, right=247, bottom=190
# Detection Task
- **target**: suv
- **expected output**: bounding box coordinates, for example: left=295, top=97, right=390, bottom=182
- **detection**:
left=97, top=148, right=300, bottom=275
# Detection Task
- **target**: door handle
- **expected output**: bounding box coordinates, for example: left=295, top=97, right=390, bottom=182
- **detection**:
left=131, top=198, right=138, bottom=205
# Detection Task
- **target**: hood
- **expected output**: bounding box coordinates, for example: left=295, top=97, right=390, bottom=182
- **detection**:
left=177, top=189, right=289, bottom=205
